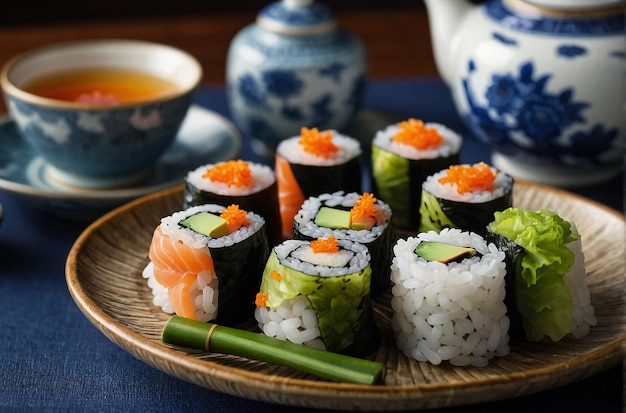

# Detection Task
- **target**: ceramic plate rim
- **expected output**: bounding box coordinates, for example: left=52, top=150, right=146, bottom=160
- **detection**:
left=65, top=181, right=626, bottom=410
left=0, top=105, right=242, bottom=202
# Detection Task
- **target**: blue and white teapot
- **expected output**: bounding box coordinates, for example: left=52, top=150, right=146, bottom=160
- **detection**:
left=424, top=0, right=625, bottom=187
left=226, top=0, right=366, bottom=156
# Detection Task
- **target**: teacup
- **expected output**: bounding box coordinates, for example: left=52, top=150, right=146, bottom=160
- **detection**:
left=1, top=39, right=202, bottom=189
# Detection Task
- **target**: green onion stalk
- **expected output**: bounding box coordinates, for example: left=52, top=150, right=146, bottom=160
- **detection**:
left=162, top=315, right=385, bottom=385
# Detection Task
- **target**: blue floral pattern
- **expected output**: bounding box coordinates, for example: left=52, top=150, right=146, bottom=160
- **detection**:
left=262, top=69, right=304, bottom=100
left=234, top=66, right=364, bottom=138
left=557, top=45, right=587, bottom=58
left=485, top=0, right=624, bottom=36
left=461, top=60, right=619, bottom=164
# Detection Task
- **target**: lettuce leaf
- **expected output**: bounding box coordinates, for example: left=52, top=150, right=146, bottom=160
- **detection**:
left=489, top=208, right=579, bottom=341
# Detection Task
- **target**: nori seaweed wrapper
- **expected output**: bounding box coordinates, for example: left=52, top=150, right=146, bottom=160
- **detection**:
left=184, top=180, right=282, bottom=246
left=212, top=225, right=270, bottom=326
left=485, top=227, right=525, bottom=340
left=418, top=186, right=513, bottom=238
left=371, top=145, right=458, bottom=229
left=288, top=155, right=362, bottom=197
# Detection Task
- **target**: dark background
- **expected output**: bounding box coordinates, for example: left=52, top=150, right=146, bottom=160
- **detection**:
left=1, top=1, right=426, bottom=25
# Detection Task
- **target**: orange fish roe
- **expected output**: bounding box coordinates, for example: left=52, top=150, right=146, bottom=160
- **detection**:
left=350, top=193, right=379, bottom=224
left=392, top=118, right=443, bottom=150
left=311, top=236, right=339, bottom=254
left=220, top=204, right=249, bottom=232
left=202, top=160, right=253, bottom=188
left=438, top=162, right=498, bottom=194
left=270, top=270, right=282, bottom=281
left=299, top=127, right=338, bottom=158
left=255, top=292, right=268, bottom=308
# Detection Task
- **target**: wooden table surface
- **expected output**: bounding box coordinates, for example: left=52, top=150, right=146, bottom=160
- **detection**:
left=0, top=6, right=437, bottom=115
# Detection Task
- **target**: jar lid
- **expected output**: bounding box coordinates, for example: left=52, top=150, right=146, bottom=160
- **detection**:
left=257, top=0, right=337, bottom=35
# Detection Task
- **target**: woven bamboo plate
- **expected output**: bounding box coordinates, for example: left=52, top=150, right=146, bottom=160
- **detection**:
left=66, top=181, right=625, bottom=411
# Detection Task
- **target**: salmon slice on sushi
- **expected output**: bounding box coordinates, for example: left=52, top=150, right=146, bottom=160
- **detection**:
left=143, top=204, right=269, bottom=325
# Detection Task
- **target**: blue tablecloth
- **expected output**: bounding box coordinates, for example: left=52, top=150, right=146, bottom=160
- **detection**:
left=0, top=79, right=622, bottom=412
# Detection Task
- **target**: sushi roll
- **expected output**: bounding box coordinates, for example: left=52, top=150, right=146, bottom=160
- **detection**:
left=143, top=203, right=269, bottom=325
left=293, top=191, right=393, bottom=296
left=185, top=160, right=282, bottom=245
left=275, top=127, right=362, bottom=239
left=419, top=162, right=513, bottom=237
left=254, top=236, right=379, bottom=356
left=390, top=229, right=510, bottom=367
left=371, top=118, right=462, bottom=229
left=487, top=208, right=596, bottom=342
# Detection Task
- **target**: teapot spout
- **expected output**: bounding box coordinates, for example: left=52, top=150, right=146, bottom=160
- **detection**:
left=423, top=0, right=474, bottom=85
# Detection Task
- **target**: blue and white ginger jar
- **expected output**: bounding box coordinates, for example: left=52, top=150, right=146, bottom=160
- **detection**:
left=226, top=0, right=367, bottom=156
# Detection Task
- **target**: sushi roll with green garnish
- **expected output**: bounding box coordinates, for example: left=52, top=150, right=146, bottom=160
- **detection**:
left=371, top=118, right=462, bottom=230
left=255, top=236, right=379, bottom=356
left=419, top=162, right=513, bottom=237
left=487, top=207, right=596, bottom=342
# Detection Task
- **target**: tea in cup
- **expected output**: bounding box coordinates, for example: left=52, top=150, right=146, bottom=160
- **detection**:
left=1, top=39, right=202, bottom=189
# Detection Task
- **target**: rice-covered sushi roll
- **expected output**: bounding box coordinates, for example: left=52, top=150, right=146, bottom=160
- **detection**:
left=371, top=118, right=462, bottom=229
left=293, top=191, right=393, bottom=296
left=390, top=228, right=510, bottom=367
left=275, top=127, right=362, bottom=239
left=254, top=236, right=379, bottom=356
left=185, top=160, right=282, bottom=245
left=419, top=162, right=513, bottom=237
left=143, top=204, right=269, bottom=325
left=487, top=208, right=596, bottom=342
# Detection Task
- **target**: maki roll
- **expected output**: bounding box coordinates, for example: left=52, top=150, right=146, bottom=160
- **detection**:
left=293, top=191, right=393, bottom=296
left=275, top=127, right=362, bottom=239
left=371, top=118, right=462, bottom=229
left=185, top=160, right=282, bottom=245
left=487, top=208, right=596, bottom=342
left=419, top=162, right=513, bottom=237
left=143, top=204, right=269, bottom=325
left=254, top=236, right=379, bottom=356
left=390, top=229, right=510, bottom=367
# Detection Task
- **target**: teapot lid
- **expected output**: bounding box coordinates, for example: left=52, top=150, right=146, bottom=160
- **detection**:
left=257, top=0, right=337, bottom=35
left=522, top=0, right=624, bottom=9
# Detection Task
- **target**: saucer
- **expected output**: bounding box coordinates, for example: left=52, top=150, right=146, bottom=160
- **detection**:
left=0, top=105, right=241, bottom=219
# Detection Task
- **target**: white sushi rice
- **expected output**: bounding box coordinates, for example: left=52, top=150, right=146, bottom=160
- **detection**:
left=294, top=191, right=392, bottom=244
left=390, top=228, right=510, bottom=367
left=143, top=204, right=265, bottom=322
left=563, top=226, right=597, bottom=338
left=422, top=166, right=514, bottom=203
left=372, top=121, right=462, bottom=160
left=186, top=161, right=275, bottom=196
left=276, top=131, right=361, bottom=166
left=275, top=238, right=370, bottom=277
left=254, top=295, right=326, bottom=350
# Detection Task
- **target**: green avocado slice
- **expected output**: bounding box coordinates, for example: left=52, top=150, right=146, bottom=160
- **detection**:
left=415, top=241, right=475, bottom=264
left=180, top=211, right=229, bottom=238
left=315, top=207, right=351, bottom=229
